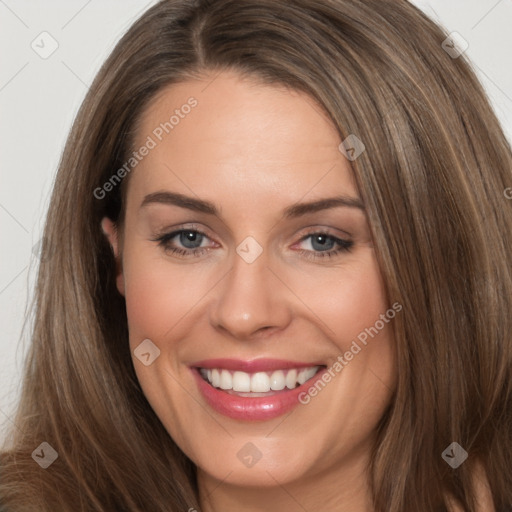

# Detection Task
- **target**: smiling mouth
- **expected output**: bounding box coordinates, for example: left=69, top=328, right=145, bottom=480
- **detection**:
left=197, top=366, right=326, bottom=396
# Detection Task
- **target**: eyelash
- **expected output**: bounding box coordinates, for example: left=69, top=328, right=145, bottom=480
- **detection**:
left=153, top=226, right=354, bottom=261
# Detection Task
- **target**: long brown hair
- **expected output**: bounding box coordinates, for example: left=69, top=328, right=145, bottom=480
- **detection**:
left=1, top=0, right=511, bottom=510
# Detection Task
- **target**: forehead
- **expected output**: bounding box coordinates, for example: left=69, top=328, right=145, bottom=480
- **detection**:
left=128, top=70, right=358, bottom=210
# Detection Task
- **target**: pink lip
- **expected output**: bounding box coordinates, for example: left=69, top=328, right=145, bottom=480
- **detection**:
left=190, top=361, right=327, bottom=421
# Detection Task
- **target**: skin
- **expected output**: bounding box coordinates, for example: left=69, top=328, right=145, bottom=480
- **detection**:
left=102, top=70, right=397, bottom=512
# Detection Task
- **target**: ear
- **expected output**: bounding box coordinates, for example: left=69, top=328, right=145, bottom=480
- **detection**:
left=101, top=217, right=125, bottom=296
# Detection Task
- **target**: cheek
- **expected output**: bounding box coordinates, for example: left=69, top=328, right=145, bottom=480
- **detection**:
left=121, top=250, right=205, bottom=343
left=292, top=252, right=389, bottom=347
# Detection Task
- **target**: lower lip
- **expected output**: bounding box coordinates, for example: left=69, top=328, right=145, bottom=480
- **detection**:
left=191, top=367, right=326, bottom=421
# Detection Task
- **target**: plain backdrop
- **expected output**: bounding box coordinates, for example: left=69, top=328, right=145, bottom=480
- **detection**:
left=1, top=0, right=512, bottom=442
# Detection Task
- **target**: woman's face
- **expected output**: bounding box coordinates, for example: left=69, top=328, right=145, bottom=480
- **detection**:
left=102, top=70, right=397, bottom=502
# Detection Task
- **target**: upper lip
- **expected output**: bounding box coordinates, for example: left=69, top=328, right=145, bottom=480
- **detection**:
left=191, top=358, right=325, bottom=373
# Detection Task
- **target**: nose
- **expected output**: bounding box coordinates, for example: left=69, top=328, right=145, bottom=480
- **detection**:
left=209, top=245, right=292, bottom=340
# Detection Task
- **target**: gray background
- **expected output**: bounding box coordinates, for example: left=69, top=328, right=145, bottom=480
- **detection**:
left=1, top=0, right=511, bottom=442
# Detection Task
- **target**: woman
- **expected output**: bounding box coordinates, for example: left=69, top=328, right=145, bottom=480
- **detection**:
left=1, top=0, right=511, bottom=510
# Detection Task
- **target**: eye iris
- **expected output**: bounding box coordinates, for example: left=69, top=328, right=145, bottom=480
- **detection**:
left=311, top=234, right=334, bottom=251
left=180, top=231, right=202, bottom=248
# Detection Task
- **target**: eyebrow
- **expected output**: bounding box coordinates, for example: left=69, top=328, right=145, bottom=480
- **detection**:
left=140, top=191, right=365, bottom=218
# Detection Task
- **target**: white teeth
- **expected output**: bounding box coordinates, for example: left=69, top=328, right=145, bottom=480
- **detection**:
left=270, top=370, right=286, bottom=391
left=232, top=371, right=251, bottom=392
left=199, top=366, right=321, bottom=393
left=220, top=369, right=231, bottom=390
left=298, top=366, right=318, bottom=385
left=251, top=372, right=270, bottom=392
left=285, top=369, right=297, bottom=389
left=211, top=369, right=220, bottom=388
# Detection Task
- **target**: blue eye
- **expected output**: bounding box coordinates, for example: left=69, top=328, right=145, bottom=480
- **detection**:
left=154, top=229, right=211, bottom=257
left=295, top=232, right=354, bottom=260
left=153, top=228, right=354, bottom=260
